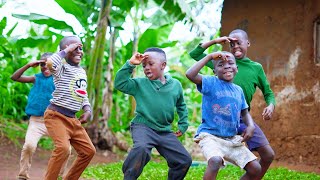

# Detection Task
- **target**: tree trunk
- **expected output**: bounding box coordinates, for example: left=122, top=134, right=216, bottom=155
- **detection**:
left=87, top=0, right=111, bottom=123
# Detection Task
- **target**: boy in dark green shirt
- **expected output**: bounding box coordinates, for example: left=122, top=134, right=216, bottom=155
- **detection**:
left=189, top=29, right=276, bottom=179
left=115, top=47, right=192, bottom=180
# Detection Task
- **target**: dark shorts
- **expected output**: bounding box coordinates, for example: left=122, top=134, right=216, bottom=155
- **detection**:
left=237, top=121, right=269, bottom=151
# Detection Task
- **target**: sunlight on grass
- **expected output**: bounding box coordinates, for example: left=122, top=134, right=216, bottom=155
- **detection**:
left=82, top=161, right=320, bottom=180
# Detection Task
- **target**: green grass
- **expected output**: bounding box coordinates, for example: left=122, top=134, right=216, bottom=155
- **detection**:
left=82, top=161, right=320, bottom=180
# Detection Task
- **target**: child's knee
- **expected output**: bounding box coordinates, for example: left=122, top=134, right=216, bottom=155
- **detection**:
left=55, top=145, right=71, bottom=156
left=245, top=161, right=261, bottom=177
left=23, top=142, right=37, bottom=153
left=207, top=156, right=223, bottom=170
left=259, top=145, right=275, bottom=162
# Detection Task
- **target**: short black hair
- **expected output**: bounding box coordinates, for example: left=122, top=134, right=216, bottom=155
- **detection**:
left=59, top=36, right=79, bottom=50
left=144, top=47, right=166, bottom=61
left=229, top=29, right=248, bottom=40
left=40, top=52, right=53, bottom=60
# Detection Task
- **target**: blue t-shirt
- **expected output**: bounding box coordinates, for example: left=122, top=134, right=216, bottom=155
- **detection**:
left=195, top=76, right=248, bottom=137
left=25, top=73, right=55, bottom=116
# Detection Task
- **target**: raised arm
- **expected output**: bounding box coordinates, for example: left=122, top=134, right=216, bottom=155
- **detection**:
left=114, top=53, right=148, bottom=95
left=11, top=60, right=45, bottom=83
left=186, top=52, right=227, bottom=85
left=189, top=36, right=236, bottom=69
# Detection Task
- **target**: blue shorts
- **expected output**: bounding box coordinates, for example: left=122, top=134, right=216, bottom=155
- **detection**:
left=237, top=121, right=269, bottom=151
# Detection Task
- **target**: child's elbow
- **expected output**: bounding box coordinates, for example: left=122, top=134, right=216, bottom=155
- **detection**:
left=185, top=70, right=193, bottom=80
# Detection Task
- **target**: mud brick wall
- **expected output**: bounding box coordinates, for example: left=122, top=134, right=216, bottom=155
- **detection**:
left=221, top=0, right=320, bottom=166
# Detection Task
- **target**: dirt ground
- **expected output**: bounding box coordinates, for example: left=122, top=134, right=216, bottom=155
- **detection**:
left=0, top=138, right=319, bottom=180
left=0, top=138, right=121, bottom=180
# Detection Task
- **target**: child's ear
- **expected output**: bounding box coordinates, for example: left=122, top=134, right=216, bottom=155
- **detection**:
left=247, top=41, right=251, bottom=47
left=161, top=61, right=166, bottom=70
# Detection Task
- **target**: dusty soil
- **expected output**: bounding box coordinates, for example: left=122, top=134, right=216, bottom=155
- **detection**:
left=0, top=137, right=319, bottom=180
left=0, top=138, right=121, bottom=180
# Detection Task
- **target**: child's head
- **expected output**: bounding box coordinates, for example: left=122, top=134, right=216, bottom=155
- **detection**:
left=40, top=52, right=53, bottom=77
left=213, top=51, right=238, bottom=82
left=59, top=36, right=83, bottom=66
left=142, top=47, right=167, bottom=80
left=228, top=29, right=250, bottom=59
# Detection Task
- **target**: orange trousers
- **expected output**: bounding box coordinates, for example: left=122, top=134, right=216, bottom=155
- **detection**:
left=44, top=109, right=96, bottom=180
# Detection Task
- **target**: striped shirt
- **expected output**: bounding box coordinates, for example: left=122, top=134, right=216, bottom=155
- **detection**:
left=49, top=51, right=90, bottom=112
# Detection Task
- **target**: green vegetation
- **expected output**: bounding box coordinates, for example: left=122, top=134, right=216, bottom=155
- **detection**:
left=82, top=161, right=320, bottom=180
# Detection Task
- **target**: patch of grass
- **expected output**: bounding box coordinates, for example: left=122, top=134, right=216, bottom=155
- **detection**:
left=82, top=161, right=320, bottom=180
left=0, top=117, right=54, bottom=150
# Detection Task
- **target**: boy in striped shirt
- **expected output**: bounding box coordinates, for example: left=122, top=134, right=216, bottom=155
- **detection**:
left=44, top=36, right=96, bottom=180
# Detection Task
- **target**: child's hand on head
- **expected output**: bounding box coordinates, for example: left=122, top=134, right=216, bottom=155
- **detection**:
left=129, top=53, right=148, bottom=65
left=28, top=60, right=45, bottom=68
left=64, top=43, right=82, bottom=53
left=214, top=36, right=237, bottom=44
left=211, top=52, right=228, bottom=61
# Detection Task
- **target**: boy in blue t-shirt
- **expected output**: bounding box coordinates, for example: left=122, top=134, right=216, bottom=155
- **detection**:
left=11, top=53, right=69, bottom=180
left=186, top=51, right=261, bottom=179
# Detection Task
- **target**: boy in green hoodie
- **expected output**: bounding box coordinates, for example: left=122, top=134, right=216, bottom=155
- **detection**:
left=189, top=29, right=276, bottom=179
left=115, top=47, right=192, bottom=180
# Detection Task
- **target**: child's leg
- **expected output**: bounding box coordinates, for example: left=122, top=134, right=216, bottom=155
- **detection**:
left=240, top=160, right=261, bottom=180
left=122, top=123, right=155, bottom=180
left=44, top=110, right=74, bottom=180
left=156, top=133, right=192, bottom=180
left=204, top=156, right=223, bottom=180
left=238, top=122, right=275, bottom=178
left=18, top=116, right=47, bottom=179
left=64, top=119, right=95, bottom=180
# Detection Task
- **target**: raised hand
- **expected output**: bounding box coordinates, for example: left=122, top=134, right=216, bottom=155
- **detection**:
left=210, top=52, right=229, bottom=61
left=27, top=60, right=46, bottom=68
left=214, top=36, right=237, bottom=44
left=64, top=43, right=82, bottom=53
left=129, top=53, right=148, bottom=65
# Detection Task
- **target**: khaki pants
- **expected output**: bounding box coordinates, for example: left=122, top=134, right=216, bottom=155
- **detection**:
left=44, top=109, right=96, bottom=180
left=18, top=116, right=71, bottom=179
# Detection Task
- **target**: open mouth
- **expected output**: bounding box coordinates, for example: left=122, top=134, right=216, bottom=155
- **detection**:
left=145, top=72, right=152, bottom=78
left=234, top=50, right=242, bottom=57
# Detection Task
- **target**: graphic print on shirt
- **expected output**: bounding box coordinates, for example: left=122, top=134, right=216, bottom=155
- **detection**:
left=75, top=78, right=87, bottom=97
left=70, top=73, right=88, bottom=100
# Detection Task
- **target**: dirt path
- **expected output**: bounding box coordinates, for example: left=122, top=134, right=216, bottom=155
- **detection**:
left=0, top=138, right=120, bottom=180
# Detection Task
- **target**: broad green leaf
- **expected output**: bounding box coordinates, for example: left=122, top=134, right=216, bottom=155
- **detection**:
left=16, top=36, right=52, bottom=48
left=12, top=13, right=74, bottom=32
left=138, top=24, right=175, bottom=52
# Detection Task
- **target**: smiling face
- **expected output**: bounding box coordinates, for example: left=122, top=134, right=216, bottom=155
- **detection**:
left=229, top=31, right=250, bottom=59
left=40, top=53, right=52, bottom=77
left=142, top=51, right=166, bottom=80
left=213, top=52, right=238, bottom=82
left=61, top=36, right=83, bottom=66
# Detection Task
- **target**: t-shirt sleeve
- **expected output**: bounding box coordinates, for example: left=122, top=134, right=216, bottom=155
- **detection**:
left=197, top=75, right=217, bottom=94
left=240, top=88, right=249, bottom=110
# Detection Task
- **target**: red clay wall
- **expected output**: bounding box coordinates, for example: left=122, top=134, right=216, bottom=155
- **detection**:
left=221, top=0, right=320, bottom=167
